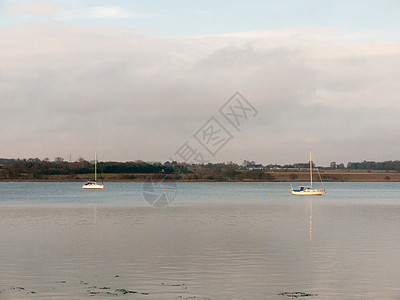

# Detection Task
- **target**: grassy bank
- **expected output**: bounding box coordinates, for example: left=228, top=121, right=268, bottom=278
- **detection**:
left=272, top=170, right=400, bottom=182
left=1, top=170, right=399, bottom=182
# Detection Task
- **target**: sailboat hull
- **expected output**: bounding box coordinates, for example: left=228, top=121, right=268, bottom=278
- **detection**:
left=82, top=183, right=104, bottom=189
left=291, top=190, right=325, bottom=196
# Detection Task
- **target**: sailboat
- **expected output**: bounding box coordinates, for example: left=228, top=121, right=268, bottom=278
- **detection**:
left=291, top=151, right=325, bottom=196
left=82, top=152, right=105, bottom=190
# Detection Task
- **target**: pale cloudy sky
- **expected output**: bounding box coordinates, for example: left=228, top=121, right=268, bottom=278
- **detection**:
left=1, top=0, right=400, bottom=165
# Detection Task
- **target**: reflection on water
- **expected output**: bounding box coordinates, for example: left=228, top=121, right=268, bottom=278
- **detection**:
left=93, top=207, right=97, bottom=228
left=309, top=199, right=313, bottom=242
left=0, top=183, right=400, bottom=299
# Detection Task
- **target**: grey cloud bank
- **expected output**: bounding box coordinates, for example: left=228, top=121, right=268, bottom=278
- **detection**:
left=1, top=24, right=399, bottom=165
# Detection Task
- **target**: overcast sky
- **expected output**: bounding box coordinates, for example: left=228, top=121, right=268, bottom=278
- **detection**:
left=1, top=0, right=400, bottom=166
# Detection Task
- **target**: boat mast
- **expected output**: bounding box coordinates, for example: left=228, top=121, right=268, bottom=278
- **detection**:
left=309, top=150, right=312, bottom=189
left=94, top=152, right=97, bottom=182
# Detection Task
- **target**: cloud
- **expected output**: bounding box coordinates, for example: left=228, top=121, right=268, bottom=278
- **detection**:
left=90, top=5, right=159, bottom=19
left=0, top=2, right=159, bottom=21
left=0, top=1, right=65, bottom=17
left=0, top=24, right=399, bottom=164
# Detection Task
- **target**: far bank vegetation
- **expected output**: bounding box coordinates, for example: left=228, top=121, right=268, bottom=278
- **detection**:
left=1, top=158, right=400, bottom=182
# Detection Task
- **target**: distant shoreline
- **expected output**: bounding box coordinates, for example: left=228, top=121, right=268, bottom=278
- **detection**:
left=1, top=171, right=399, bottom=183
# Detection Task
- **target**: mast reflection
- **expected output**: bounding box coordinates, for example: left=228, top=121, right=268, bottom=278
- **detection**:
left=309, top=199, right=313, bottom=242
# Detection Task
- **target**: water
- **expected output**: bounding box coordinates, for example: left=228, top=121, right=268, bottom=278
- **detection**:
left=0, top=182, right=400, bottom=299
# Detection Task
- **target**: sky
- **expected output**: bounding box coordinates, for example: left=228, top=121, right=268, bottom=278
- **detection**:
left=1, top=0, right=400, bottom=166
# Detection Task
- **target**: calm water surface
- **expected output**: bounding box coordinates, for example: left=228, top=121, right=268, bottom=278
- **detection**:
left=0, top=182, right=400, bottom=299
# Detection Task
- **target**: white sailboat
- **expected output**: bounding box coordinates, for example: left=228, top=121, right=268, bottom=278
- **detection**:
left=291, top=151, right=325, bottom=196
left=82, top=152, right=105, bottom=190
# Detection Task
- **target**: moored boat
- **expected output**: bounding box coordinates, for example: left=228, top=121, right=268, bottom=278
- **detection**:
left=291, top=150, right=325, bottom=196
left=82, top=152, right=104, bottom=190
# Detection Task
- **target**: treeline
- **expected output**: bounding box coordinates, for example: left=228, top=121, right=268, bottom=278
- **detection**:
left=0, top=158, right=273, bottom=181
left=1, top=158, right=400, bottom=181
left=0, top=159, right=189, bottom=180
left=346, top=160, right=400, bottom=171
